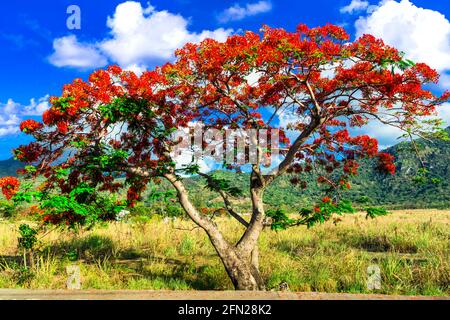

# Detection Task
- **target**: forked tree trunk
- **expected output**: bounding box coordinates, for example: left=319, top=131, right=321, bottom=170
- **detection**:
left=164, top=173, right=266, bottom=290
left=217, top=185, right=266, bottom=290
left=216, top=244, right=265, bottom=290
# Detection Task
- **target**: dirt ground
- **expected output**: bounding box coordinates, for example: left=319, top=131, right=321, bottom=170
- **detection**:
left=0, top=289, right=447, bottom=300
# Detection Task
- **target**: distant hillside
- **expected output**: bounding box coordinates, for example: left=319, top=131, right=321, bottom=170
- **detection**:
left=187, top=127, right=450, bottom=210
left=0, top=158, right=23, bottom=177
left=347, top=127, right=450, bottom=208
left=1, top=127, right=449, bottom=209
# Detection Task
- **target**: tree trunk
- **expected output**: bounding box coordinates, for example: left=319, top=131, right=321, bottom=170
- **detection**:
left=218, top=245, right=265, bottom=290
left=164, top=173, right=266, bottom=290
left=23, top=249, right=27, bottom=268
left=251, top=245, right=265, bottom=289
left=29, top=249, right=35, bottom=269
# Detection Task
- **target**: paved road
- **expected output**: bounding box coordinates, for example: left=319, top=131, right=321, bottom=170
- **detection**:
left=0, top=289, right=447, bottom=300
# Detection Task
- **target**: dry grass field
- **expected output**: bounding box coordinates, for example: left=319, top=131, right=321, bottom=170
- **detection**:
left=0, top=209, right=448, bottom=295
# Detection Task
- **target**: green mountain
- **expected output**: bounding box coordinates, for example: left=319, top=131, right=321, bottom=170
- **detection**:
left=0, top=158, right=24, bottom=177
left=346, top=128, right=450, bottom=209
left=189, top=127, right=450, bottom=210
left=1, top=127, right=449, bottom=209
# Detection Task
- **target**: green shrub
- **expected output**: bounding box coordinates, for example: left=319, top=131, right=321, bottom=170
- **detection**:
left=0, top=200, right=15, bottom=218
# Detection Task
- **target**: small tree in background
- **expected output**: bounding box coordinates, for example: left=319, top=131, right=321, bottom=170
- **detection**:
left=0, top=177, right=20, bottom=218
left=17, top=223, right=38, bottom=268
left=14, top=24, right=449, bottom=290
left=0, top=177, right=20, bottom=201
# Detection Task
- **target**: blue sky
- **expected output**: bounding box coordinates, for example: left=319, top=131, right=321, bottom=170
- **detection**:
left=1, top=0, right=450, bottom=160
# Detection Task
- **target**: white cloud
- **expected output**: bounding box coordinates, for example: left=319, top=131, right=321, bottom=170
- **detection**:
left=0, top=114, right=20, bottom=127
left=352, top=119, right=404, bottom=149
left=439, top=73, right=450, bottom=89
left=48, top=35, right=108, bottom=69
left=101, top=2, right=231, bottom=67
left=436, top=103, right=450, bottom=127
left=244, top=71, right=263, bottom=87
left=174, top=149, right=215, bottom=175
left=218, top=1, right=272, bottom=23
left=0, top=126, right=19, bottom=137
left=2, top=99, right=20, bottom=115
left=49, top=1, right=233, bottom=70
left=355, top=0, right=450, bottom=74
left=340, top=0, right=369, bottom=14
left=22, top=95, right=51, bottom=116
left=350, top=102, right=450, bottom=149
left=0, top=95, right=50, bottom=137
left=122, top=64, right=147, bottom=76
left=276, top=106, right=310, bottom=144
left=349, top=0, right=450, bottom=147
left=278, top=108, right=299, bottom=130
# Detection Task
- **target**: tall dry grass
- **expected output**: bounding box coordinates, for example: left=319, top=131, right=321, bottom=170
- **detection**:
left=0, top=209, right=448, bottom=295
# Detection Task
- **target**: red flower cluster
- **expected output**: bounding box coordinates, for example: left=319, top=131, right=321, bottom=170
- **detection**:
left=0, top=177, right=20, bottom=200
left=297, top=23, right=350, bottom=41
left=351, top=135, right=379, bottom=157
left=20, top=119, right=43, bottom=133
left=56, top=121, right=69, bottom=134
left=42, top=212, right=85, bottom=226
left=343, top=160, right=359, bottom=175
left=14, top=143, right=43, bottom=163
left=126, top=187, right=140, bottom=207
left=377, top=152, right=396, bottom=175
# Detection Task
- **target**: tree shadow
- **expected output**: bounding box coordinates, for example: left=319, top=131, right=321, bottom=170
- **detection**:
left=5, top=232, right=232, bottom=290
left=134, top=262, right=231, bottom=290
left=42, top=234, right=117, bottom=262
left=273, top=239, right=319, bottom=257
left=0, top=255, right=23, bottom=268
left=351, top=235, right=418, bottom=253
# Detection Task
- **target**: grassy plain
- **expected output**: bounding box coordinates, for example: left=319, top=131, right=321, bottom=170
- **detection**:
left=0, top=209, right=448, bottom=295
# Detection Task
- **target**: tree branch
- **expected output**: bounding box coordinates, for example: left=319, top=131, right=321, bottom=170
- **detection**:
left=198, top=172, right=250, bottom=228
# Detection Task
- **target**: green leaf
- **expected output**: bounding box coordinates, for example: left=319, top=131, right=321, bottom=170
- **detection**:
left=17, top=224, right=38, bottom=250
left=365, top=207, right=390, bottom=219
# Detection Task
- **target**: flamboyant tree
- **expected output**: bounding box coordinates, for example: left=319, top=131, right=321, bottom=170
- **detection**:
left=14, top=24, right=449, bottom=290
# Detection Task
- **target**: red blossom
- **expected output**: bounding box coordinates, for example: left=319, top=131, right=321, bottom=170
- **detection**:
left=0, top=177, right=20, bottom=200
left=107, top=65, right=123, bottom=75
left=14, top=143, right=43, bottom=163
left=343, top=160, right=359, bottom=175
left=20, top=119, right=43, bottom=133
left=377, top=152, right=396, bottom=175
left=56, top=121, right=69, bottom=134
